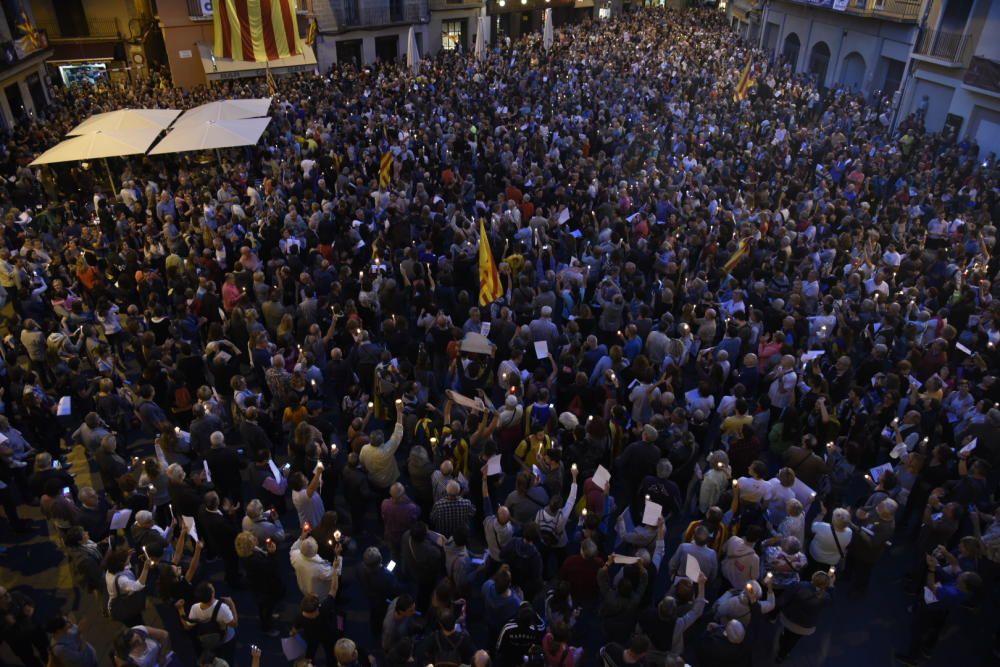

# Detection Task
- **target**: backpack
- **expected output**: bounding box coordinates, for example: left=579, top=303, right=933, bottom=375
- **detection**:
left=537, top=510, right=564, bottom=548
left=109, top=574, right=146, bottom=623
left=195, top=600, right=225, bottom=649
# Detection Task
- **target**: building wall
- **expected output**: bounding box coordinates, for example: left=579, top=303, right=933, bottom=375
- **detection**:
left=157, top=1, right=214, bottom=89
left=31, top=0, right=136, bottom=34
left=427, top=8, right=482, bottom=55
left=315, top=25, right=431, bottom=69
left=763, top=1, right=919, bottom=96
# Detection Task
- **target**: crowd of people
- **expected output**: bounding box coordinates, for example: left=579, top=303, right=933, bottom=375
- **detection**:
left=0, top=4, right=998, bottom=667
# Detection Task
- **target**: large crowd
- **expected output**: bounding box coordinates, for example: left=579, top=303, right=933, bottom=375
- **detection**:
left=0, top=5, right=998, bottom=667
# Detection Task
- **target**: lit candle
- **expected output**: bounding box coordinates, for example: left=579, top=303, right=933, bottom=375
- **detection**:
left=333, top=530, right=342, bottom=541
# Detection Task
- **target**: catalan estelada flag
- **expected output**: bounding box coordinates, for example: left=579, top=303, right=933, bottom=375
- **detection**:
left=214, top=0, right=303, bottom=63
left=722, top=238, right=751, bottom=273
left=479, top=219, right=503, bottom=306
left=379, top=152, right=393, bottom=189
left=733, top=56, right=753, bottom=102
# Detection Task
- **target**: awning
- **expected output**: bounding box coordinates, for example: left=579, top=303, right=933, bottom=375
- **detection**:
left=68, top=109, right=182, bottom=136
left=174, top=98, right=272, bottom=128
left=29, top=127, right=163, bottom=165
left=198, top=42, right=316, bottom=82
left=148, top=117, right=272, bottom=155
left=50, top=42, right=117, bottom=63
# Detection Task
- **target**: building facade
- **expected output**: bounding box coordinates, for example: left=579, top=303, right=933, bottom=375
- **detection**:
left=0, top=0, right=53, bottom=129
left=898, top=0, right=1000, bottom=158
left=158, top=0, right=316, bottom=89
left=30, top=0, right=165, bottom=88
left=312, top=0, right=431, bottom=67
left=753, top=0, right=924, bottom=101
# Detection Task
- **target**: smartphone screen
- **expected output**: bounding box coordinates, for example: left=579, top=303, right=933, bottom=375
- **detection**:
left=61, top=486, right=71, bottom=496
left=386, top=560, right=396, bottom=572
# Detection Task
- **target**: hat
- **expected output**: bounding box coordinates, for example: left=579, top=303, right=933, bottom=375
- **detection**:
left=724, top=619, right=746, bottom=644
left=558, top=412, right=579, bottom=430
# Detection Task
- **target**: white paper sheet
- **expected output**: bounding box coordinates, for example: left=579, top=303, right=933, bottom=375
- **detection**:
left=611, top=554, right=640, bottom=565
left=268, top=459, right=282, bottom=482
left=591, top=464, right=611, bottom=489
left=955, top=342, right=973, bottom=355
left=959, top=438, right=977, bottom=455
left=869, top=463, right=893, bottom=485
left=182, top=515, right=199, bottom=544
left=109, top=509, right=132, bottom=530
left=923, top=586, right=938, bottom=604
left=486, top=454, right=502, bottom=476
left=642, top=500, right=663, bottom=526
left=480, top=322, right=491, bottom=337
left=282, top=635, right=308, bottom=661
left=56, top=396, right=71, bottom=416
left=534, top=340, right=549, bottom=359
left=202, top=459, right=212, bottom=483
left=445, top=389, right=488, bottom=413
left=685, top=554, right=701, bottom=581
left=791, top=478, right=817, bottom=507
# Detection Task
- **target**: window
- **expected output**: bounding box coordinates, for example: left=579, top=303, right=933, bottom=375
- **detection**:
left=442, top=19, right=464, bottom=51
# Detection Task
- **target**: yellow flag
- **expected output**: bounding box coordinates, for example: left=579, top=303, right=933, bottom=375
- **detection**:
left=722, top=238, right=751, bottom=273
left=379, top=152, right=393, bottom=189
left=733, top=57, right=753, bottom=102
left=479, top=219, right=503, bottom=306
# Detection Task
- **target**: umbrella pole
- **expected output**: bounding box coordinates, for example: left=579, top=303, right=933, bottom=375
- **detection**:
left=102, top=158, right=116, bottom=193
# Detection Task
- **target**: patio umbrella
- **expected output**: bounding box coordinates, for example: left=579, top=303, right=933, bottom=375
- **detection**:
left=543, top=9, right=553, bottom=52
left=173, top=98, right=273, bottom=129
left=67, top=109, right=180, bottom=136
left=29, top=128, right=164, bottom=165
left=475, top=15, right=489, bottom=61
left=148, top=117, right=272, bottom=155
left=407, top=26, right=420, bottom=74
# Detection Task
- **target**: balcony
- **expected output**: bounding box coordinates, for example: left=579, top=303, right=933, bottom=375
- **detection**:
left=36, top=17, right=122, bottom=40
left=914, top=28, right=972, bottom=64
left=187, top=0, right=213, bottom=21
left=0, top=30, right=52, bottom=77
left=784, top=0, right=921, bottom=23
left=321, top=0, right=428, bottom=32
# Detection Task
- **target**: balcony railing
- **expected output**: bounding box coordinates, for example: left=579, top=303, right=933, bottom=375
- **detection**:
left=37, top=17, right=121, bottom=39
left=187, top=0, right=213, bottom=20
left=915, top=28, right=972, bottom=63
left=331, top=1, right=428, bottom=30
left=786, top=0, right=921, bottom=23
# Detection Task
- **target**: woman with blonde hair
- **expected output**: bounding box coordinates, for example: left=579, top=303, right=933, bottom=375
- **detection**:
left=236, top=530, right=285, bottom=637
left=807, top=504, right=853, bottom=576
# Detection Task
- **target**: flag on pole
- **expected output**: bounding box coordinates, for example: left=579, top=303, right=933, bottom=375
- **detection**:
left=265, top=61, right=277, bottom=96
left=305, top=19, right=318, bottom=47
left=479, top=219, right=503, bottom=306
left=733, top=56, right=754, bottom=102
left=214, top=0, right=303, bottom=63
left=722, top=238, right=751, bottom=274
left=379, top=152, right=393, bottom=189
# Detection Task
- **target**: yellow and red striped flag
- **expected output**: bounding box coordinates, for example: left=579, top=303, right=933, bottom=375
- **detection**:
left=214, top=0, right=303, bottom=63
left=379, top=152, right=393, bottom=189
left=733, top=56, right=753, bottom=102
left=479, top=219, right=503, bottom=306
left=722, top=238, right=751, bottom=273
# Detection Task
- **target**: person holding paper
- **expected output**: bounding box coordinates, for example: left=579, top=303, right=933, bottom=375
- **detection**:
left=359, top=401, right=406, bottom=490
left=597, top=554, right=649, bottom=644
left=668, top=525, right=719, bottom=583
left=637, top=572, right=708, bottom=654
left=895, top=556, right=983, bottom=666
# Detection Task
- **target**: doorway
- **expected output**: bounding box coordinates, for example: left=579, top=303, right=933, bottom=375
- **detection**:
left=336, top=39, right=363, bottom=67
left=375, top=35, right=399, bottom=63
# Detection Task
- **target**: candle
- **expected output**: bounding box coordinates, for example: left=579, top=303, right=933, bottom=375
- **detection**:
left=367, top=401, right=374, bottom=409
left=571, top=463, right=578, bottom=473
left=582, top=508, right=588, bottom=516
left=333, top=530, right=342, bottom=541
left=828, top=566, right=836, bottom=576
left=732, top=479, right=738, bottom=488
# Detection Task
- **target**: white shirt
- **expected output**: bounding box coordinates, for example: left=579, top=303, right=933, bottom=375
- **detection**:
left=289, top=540, right=336, bottom=600
left=188, top=599, right=236, bottom=644
left=808, top=521, right=853, bottom=566
left=106, top=569, right=144, bottom=604
left=736, top=477, right=772, bottom=503
left=768, top=369, right=797, bottom=409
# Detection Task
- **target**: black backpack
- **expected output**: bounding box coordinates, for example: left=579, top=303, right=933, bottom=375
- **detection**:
left=109, top=574, right=146, bottom=623
left=195, top=600, right=225, bottom=649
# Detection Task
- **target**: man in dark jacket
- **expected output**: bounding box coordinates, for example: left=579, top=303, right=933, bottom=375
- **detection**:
left=697, top=619, right=751, bottom=667
left=239, top=408, right=275, bottom=457
left=205, top=432, right=244, bottom=505
left=417, top=609, right=476, bottom=667
left=399, top=522, right=444, bottom=611
left=198, top=491, right=242, bottom=588
left=495, top=603, right=546, bottom=667
left=189, top=405, right=224, bottom=459
left=500, top=523, right=544, bottom=600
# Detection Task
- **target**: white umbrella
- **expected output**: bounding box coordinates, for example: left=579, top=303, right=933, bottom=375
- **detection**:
left=543, top=9, right=553, bottom=52
left=29, top=128, right=164, bottom=165
left=67, top=109, right=181, bottom=136
left=174, top=98, right=273, bottom=129
left=148, top=117, right=272, bottom=155
left=407, top=26, right=420, bottom=74
left=475, top=15, right=489, bottom=61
